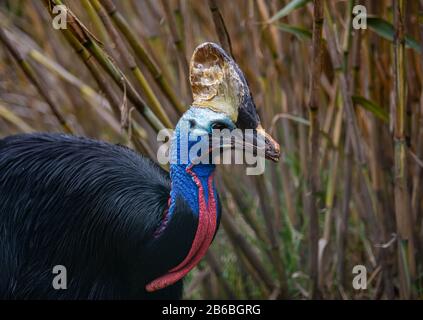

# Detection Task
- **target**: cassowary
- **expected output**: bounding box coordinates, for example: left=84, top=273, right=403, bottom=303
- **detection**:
left=0, top=43, right=280, bottom=299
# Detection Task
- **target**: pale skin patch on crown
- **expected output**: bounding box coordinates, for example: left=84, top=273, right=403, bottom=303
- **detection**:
left=189, top=43, right=246, bottom=122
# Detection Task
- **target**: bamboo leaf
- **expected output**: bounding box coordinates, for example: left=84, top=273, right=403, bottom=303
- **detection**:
left=367, top=17, right=421, bottom=53
left=352, top=95, right=389, bottom=122
left=269, top=0, right=311, bottom=23
left=276, top=23, right=311, bottom=40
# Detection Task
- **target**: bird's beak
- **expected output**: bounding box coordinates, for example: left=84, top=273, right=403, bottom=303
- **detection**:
left=228, top=124, right=280, bottom=162
left=204, top=121, right=279, bottom=163
left=258, top=125, right=280, bottom=162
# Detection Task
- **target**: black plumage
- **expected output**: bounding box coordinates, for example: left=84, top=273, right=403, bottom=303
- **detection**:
left=0, top=133, right=213, bottom=299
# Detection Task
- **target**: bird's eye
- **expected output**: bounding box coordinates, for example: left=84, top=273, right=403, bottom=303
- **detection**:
left=188, top=119, right=197, bottom=128
left=211, top=121, right=230, bottom=131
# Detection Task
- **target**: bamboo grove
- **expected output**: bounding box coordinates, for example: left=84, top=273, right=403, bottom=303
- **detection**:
left=0, top=0, right=422, bottom=299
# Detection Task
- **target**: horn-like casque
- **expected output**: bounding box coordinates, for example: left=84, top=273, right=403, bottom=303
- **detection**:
left=189, top=42, right=280, bottom=162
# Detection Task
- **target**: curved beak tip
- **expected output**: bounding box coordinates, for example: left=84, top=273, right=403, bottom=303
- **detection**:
left=265, top=141, right=281, bottom=162
left=259, top=127, right=280, bottom=162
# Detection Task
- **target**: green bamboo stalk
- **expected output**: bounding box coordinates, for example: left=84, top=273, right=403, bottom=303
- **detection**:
left=62, top=28, right=121, bottom=117
left=81, top=0, right=111, bottom=45
left=0, top=26, right=73, bottom=134
left=28, top=49, right=121, bottom=134
left=221, top=172, right=269, bottom=244
left=97, top=0, right=185, bottom=115
left=42, top=0, right=165, bottom=133
left=60, top=27, right=150, bottom=155
left=89, top=0, right=173, bottom=129
left=0, top=102, right=34, bottom=133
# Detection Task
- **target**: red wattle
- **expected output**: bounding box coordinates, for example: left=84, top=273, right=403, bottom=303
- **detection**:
left=145, top=167, right=217, bottom=292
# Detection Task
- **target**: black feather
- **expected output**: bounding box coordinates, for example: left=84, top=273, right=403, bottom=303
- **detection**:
left=0, top=133, right=202, bottom=299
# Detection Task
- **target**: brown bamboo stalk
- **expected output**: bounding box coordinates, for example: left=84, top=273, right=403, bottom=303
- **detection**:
left=254, top=174, right=287, bottom=296
left=393, top=0, right=416, bottom=299
left=42, top=0, right=165, bottom=133
left=0, top=102, right=34, bottom=133
left=231, top=243, right=269, bottom=297
left=335, top=0, right=354, bottom=294
left=363, top=3, right=396, bottom=298
left=306, top=0, right=324, bottom=300
left=99, top=0, right=185, bottom=115
left=61, top=28, right=152, bottom=156
left=205, top=252, right=236, bottom=299
left=324, top=2, right=381, bottom=246
left=89, top=0, right=173, bottom=129
left=0, top=26, right=73, bottom=134
left=81, top=0, right=111, bottom=46
left=160, top=0, right=190, bottom=98
left=337, top=136, right=352, bottom=291
left=256, top=0, right=284, bottom=75
left=220, top=213, right=276, bottom=295
left=412, top=0, right=423, bottom=269
left=221, top=172, right=269, bottom=244
left=207, top=0, right=233, bottom=57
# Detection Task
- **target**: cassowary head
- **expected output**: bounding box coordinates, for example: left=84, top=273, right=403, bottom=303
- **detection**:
left=172, top=42, right=280, bottom=165
left=147, top=43, right=280, bottom=293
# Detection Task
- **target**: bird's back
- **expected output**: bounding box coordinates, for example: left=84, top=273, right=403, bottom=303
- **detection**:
left=0, top=133, right=181, bottom=299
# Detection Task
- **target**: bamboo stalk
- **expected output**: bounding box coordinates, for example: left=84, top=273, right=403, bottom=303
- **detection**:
left=207, top=0, right=233, bottom=57
left=220, top=213, right=276, bottom=295
left=60, top=27, right=150, bottom=154
left=415, top=0, right=423, bottom=262
left=28, top=49, right=121, bottom=134
left=254, top=174, right=287, bottom=297
left=81, top=0, right=111, bottom=45
left=334, top=0, right=353, bottom=294
left=337, top=136, right=352, bottom=290
left=306, top=0, right=324, bottom=300
left=42, top=0, right=165, bottom=133
left=160, top=0, right=190, bottom=98
left=0, top=26, right=73, bottom=134
left=324, top=2, right=381, bottom=245
left=393, top=0, right=416, bottom=299
left=2, top=0, right=421, bottom=299
left=205, top=252, right=236, bottom=299
left=88, top=0, right=173, bottom=129
left=99, top=0, right=185, bottom=115
left=0, top=102, right=34, bottom=133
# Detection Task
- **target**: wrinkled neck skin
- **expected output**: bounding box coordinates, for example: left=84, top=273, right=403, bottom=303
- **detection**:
left=169, top=124, right=217, bottom=217
left=144, top=110, right=220, bottom=293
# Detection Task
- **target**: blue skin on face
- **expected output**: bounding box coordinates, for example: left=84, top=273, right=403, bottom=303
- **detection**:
left=168, top=107, right=234, bottom=218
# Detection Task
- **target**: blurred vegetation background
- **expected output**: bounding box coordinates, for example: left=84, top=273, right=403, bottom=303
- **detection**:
left=0, top=0, right=422, bottom=299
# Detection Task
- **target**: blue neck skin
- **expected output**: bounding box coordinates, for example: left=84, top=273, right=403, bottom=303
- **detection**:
left=168, top=114, right=218, bottom=218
